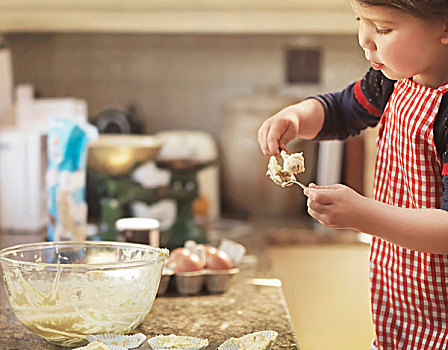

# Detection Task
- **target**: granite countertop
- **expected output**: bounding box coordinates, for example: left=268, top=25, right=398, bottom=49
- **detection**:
left=248, top=217, right=365, bottom=246
left=0, top=231, right=299, bottom=350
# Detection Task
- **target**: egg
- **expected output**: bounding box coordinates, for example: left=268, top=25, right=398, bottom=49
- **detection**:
left=169, top=247, right=188, bottom=261
left=206, top=249, right=233, bottom=270
left=165, top=247, right=187, bottom=270
left=173, top=249, right=205, bottom=273
left=204, top=245, right=218, bottom=256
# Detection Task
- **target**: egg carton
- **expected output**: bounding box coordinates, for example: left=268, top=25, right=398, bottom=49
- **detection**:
left=158, top=239, right=245, bottom=296
left=157, top=267, right=240, bottom=296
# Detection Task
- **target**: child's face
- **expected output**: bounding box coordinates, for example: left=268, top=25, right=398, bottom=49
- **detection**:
left=351, top=0, right=448, bottom=87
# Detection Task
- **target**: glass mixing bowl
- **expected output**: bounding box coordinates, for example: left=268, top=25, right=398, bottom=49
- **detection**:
left=0, top=241, right=168, bottom=347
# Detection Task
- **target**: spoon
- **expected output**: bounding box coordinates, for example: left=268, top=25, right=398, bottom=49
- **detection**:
left=272, top=178, right=307, bottom=190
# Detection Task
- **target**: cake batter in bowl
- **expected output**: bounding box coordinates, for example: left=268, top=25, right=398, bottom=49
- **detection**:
left=0, top=241, right=168, bottom=347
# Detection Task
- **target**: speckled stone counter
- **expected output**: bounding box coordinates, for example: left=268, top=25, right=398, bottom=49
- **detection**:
left=0, top=232, right=299, bottom=350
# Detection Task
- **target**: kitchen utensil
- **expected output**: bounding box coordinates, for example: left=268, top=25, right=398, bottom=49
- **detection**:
left=116, top=217, right=160, bottom=247
left=87, top=134, right=213, bottom=247
left=92, top=105, right=144, bottom=135
left=88, top=134, right=162, bottom=176
left=87, top=134, right=163, bottom=240
left=0, top=241, right=168, bottom=347
left=155, top=159, right=214, bottom=249
left=151, top=130, right=220, bottom=221
left=271, top=178, right=307, bottom=190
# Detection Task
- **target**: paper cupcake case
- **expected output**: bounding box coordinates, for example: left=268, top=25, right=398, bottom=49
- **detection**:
left=217, top=330, right=278, bottom=350
left=86, top=333, right=147, bottom=348
left=147, top=334, right=209, bottom=350
left=74, top=342, right=127, bottom=350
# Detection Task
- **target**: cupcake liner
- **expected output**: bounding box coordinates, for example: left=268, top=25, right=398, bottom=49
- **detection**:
left=86, top=333, right=147, bottom=348
left=74, top=341, right=127, bottom=350
left=217, top=330, right=278, bottom=350
left=216, top=338, right=240, bottom=350
left=147, top=334, right=209, bottom=350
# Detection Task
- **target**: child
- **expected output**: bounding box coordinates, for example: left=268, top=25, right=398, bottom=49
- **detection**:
left=257, top=0, right=448, bottom=349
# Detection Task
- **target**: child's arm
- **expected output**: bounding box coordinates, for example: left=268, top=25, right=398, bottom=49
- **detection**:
left=258, top=69, right=395, bottom=157
left=257, top=98, right=325, bottom=157
left=304, top=183, right=448, bottom=254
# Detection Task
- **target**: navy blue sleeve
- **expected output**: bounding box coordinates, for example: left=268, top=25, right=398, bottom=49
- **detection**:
left=442, top=177, right=448, bottom=211
left=311, top=68, right=395, bottom=141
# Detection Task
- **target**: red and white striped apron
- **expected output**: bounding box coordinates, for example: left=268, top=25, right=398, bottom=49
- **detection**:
left=371, top=78, right=448, bottom=349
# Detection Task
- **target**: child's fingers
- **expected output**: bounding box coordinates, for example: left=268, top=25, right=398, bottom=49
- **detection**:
left=257, top=122, right=268, bottom=155
left=304, top=187, right=335, bottom=205
left=279, top=142, right=288, bottom=153
left=278, top=125, right=296, bottom=153
left=308, top=183, right=340, bottom=190
left=307, top=207, right=326, bottom=225
left=257, top=124, right=264, bottom=151
left=307, top=197, right=330, bottom=213
left=258, top=120, right=283, bottom=157
left=257, top=122, right=272, bottom=156
left=266, top=129, right=282, bottom=156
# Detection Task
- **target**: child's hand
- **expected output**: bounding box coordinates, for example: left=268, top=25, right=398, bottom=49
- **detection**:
left=303, top=183, right=367, bottom=230
left=257, top=107, right=299, bottom=157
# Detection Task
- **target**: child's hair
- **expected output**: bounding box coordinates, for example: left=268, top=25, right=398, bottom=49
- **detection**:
left=355, top=0, right=448, bottom=19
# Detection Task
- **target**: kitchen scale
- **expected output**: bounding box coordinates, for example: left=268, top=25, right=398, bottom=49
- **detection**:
left=87, top=134, right=211, bottom=249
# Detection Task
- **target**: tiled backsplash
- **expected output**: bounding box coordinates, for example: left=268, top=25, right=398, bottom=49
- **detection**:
left=6, top=33, right=369, bottom=136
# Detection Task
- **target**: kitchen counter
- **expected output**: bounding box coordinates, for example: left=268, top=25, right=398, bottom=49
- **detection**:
left=0, top=231, right=299, bottom=350
left=248, top=217, right=365, bottom=247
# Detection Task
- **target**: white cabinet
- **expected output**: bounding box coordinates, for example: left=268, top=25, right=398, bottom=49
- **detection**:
left=0, top=0, right=357, bottom=34
left=268, top=244, right=375, bottom=349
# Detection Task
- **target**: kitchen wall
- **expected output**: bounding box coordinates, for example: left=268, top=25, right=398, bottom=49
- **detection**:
left=6, top=33, right=369, bottom=137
